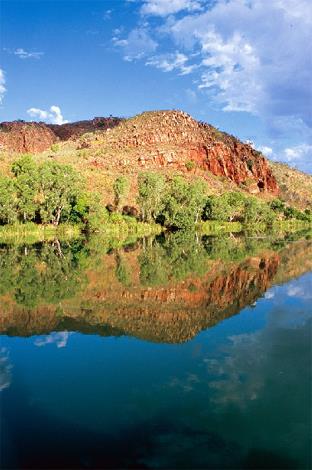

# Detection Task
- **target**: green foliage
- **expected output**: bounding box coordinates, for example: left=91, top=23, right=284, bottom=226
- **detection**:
left=113, top=176, right=129, bottom=211
left=270, top=198, right=285, bottom=212
left=0, top=155, right=91, bottom=228
left=0, top=241, right=88, bottom=308
left=283, top=206, right=311, bottom=221
left=185, top=160, right=196, bottom=171
left=203, top=192, right=246, bottom=222
left=12, top=154, right=39, bottom=222
left=0, top=177, right=17, bottom=224
left=160, top=177, right=207, bottom=230
left=242, top=198, right=275, bottom=225
left=50, top=143, right=59, bottom=153
left=38, top=160, right=82, bottom=225
left=137, top=172, right=166, bottom=223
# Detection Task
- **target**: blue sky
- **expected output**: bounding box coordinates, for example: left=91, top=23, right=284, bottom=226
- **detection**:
left=1, top=0, right=311, bottom=172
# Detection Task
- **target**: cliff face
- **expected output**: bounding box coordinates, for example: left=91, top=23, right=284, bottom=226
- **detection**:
left=0, top=121, right=57, bottom=153
left=82, top=111, right=278, bottom=194
left=0, top=110, right=278, bottom=194
left=0, top=117, right=122, bottom=153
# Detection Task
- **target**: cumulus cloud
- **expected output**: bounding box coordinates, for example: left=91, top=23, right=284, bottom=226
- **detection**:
left=141, top=0, right=202, bottom=16
left=165, top=0, right=312, bottom=126
left=27, top=105, right=68, bottom=125
left=146, top=52, right=197, bottom=75
left=113, top=0, right=312, bottom=171
left=0, top=68, right=6, bottom=103
left=113, top=27, right=157, bottom=61
left=284, top=144, right=312, bottom=162
left=13, top=48, right=44, bottom=59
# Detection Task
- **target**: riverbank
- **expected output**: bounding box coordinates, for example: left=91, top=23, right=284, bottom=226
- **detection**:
left=0, top=219, right=162, bottom=244
left=199, top=218, right=312, bottom=236
left=0, top=217, right=310, bottom=245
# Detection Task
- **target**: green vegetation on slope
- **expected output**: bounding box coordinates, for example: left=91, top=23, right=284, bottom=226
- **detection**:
left=0, top=155, right=311, bottom=241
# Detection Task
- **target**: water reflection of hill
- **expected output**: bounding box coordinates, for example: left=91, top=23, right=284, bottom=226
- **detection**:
left=0, top=232, right=311, bottom=343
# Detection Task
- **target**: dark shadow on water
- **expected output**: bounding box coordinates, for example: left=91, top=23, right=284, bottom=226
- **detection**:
left=243, top=449, right=298, bottom=470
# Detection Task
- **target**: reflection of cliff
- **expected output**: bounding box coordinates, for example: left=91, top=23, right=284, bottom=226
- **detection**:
left=0, top=238, right=311, bottom=343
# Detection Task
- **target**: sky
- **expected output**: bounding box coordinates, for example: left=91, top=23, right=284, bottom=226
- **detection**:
left=1, top=0, right=311, bottom=173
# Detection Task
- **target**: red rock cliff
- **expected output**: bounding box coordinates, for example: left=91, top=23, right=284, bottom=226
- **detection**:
left=0, top=121, right=57, bottom=153
left=0, top=110, right=278, bottom=194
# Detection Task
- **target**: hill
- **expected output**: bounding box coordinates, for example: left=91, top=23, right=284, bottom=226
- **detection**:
left=269, top=161, right=312, bottom=210
left=0, top=110, right=311, bottom=210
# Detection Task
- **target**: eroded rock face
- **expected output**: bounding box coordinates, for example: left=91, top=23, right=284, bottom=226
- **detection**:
left=80, top=110, right=279, bottom=194
left=0, top=110, right=278, bottom=194
left=0, top=121, right=57, bottom=153
left=0, top=117, right=122, bottom=154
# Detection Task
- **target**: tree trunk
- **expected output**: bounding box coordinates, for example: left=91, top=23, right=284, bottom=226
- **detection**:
left=54, top=207, right=62, bottom=226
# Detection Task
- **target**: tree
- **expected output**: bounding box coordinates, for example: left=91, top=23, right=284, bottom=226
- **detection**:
left=203, top=192, right=245, bottom=222
left=11, top=154, right=39, bottom=222
left=113, top=176, right=129, bottom=211
left=38, top=161, right=82, bottom=225
left=137, top=172, right=166, bottom=223
left=161, top=177, right=207, bottom=230
left=243, top=198, right=275, bottom=225
left=0, top=177, right=17, bottom=225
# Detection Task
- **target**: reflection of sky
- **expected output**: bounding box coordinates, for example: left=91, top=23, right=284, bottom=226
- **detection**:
left=1, top=272, right=311, bottom=468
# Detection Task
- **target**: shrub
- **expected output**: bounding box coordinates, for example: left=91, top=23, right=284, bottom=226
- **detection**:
left=185, top=160, right=196, bottom=171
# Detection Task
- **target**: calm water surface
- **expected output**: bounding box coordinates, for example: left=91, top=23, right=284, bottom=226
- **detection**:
left=0, top=232, right=311, bottom=469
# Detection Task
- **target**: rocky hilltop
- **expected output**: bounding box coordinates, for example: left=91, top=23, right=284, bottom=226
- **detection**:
left=0, top=110, right=278, bottom=194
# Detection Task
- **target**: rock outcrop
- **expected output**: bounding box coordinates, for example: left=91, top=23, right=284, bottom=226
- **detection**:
left=80, top=110, right=279, bottom=194
left=48, top=116, right=122, bottom=141
left=0, top=121, right=57, bottom=153
left=0, top=110, right=278, bottom=194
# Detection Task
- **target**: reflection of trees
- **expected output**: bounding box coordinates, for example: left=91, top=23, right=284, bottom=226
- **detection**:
left=0, top=241, right=88, bottom=308
left=139, top=232, right=208, bottom=286
left=0, top=233, right=311, bottom=342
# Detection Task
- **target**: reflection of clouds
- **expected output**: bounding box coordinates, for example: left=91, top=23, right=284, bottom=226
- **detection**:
left=205, top=332, right=265, bottom=407
left=287, top=276, right=312, bottom=300
left=264, top=290, right=275, bottom=299
left=34, top=331, right=72, bottom=348
left=0, top=347, right=12, bottom=392
left=167, top=373, right=200, bottom=393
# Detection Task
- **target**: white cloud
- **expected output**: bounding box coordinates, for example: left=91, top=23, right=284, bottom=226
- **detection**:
left=141, top=0, right=202, bottom=16
left=112, top=0, right=312, bottom=172
left=27, top=105, right=68, bottom=125
left=113, top=27, right=157, bottom=61
left=13, top=48, right=44, bottom=59
left=257, top=146, right=273, bottom=157
left=165, top=0, right=312, bottom=126
left=146, top=52, right=197, bottom=75
left=0, top=68, right=6, bottom=103
left=284, top=144, right=312, bottom=162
